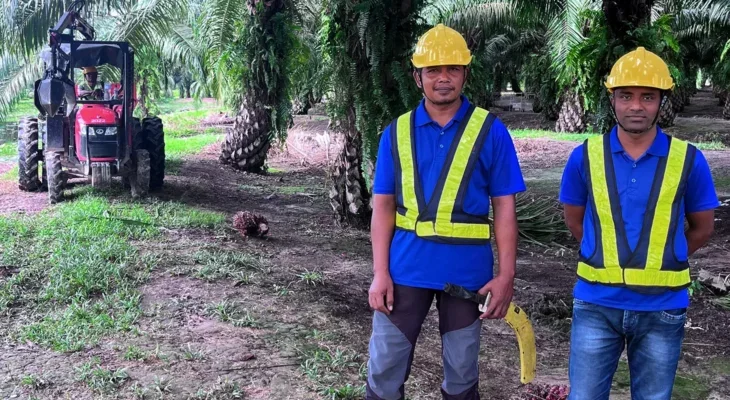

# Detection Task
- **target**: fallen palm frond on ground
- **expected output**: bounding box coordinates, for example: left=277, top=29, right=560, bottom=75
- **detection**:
left=713, top=296, right=730, bottom=310
left=498, top=192, right=570, bottom=248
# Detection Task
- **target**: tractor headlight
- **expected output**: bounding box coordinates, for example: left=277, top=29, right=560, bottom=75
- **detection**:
left=105, top=127, right=117, bottom=136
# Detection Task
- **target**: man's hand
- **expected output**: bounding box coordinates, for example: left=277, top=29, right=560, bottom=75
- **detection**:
left=477, top=275, right=514, bottom=319
left=369, top=272, right=394, bottom=315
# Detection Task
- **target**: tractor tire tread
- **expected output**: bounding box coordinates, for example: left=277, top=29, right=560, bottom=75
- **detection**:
left=47, top=151, right=65, bottom=204
left=142, top=117, right=165, bottom=191
left=17, top=117, right=41, bottom=192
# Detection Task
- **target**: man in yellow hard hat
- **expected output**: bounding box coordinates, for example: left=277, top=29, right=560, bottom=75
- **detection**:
left=366, top=24, right=525, bottom=399
left=78, top=66, right=103, bottom=100
left=559, top=47, right=719, bottom=399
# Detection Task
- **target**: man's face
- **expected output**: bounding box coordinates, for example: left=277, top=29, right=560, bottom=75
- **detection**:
left=85, top=72, right=98, bottom=88
left=414, top=65, right=466, bottom=106
left=611, top=87, right=662, bottom=134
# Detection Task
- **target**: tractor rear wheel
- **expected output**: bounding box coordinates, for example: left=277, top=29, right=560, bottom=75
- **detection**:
left=46, top=151, right=65, bottom=204
left=142, top=117, right=165, bottom=190
left=17, top=117, right=41, bottom=191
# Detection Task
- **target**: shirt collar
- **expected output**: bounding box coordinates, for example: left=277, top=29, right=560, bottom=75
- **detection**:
left=609, top=125, right=669, bottom=157
left=414, top=94, right=471, bottom=127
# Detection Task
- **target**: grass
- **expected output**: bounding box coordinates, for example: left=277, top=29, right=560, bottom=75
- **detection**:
left=123, top=345, right=148, bottom=362
left=0, top=142, right=16, bottom=159
left=0, top=191, right=225, bottom=352
left=156, top=96, right=223, bottom=115
left=299, top=344, right=365, bottom=399
left=191, top=249, right=266, bottom=282
left=191, top=377, right=246, bottom=399
left=20, top=374, right=48, bottom=390
left=1, top=165, right=18, bottom=181
left=165, top=132, right=223, bottom=175
left=75, top=357, right=129, bottom=394
left=298, top=269, right=325, bottom=286
left=511, top=128, right=729, bottom=150
left=511, top=129, right=599, bottom=143
left=206, top=300, right=259, bottom=328
left=161, top=109, right=224, bottom=138
left=1, top=97, right=37, bottom=124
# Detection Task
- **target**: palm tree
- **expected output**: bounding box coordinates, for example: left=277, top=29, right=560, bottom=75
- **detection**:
left=323, top=0, right=426, bottom=227
left=215, top=0, right=295, bottom=173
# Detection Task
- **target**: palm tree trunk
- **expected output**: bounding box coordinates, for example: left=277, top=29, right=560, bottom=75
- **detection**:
left=658, top=97, right=676, bottom=128
left=220, top=91, right=271, bottom=172
left=139, top=76, right=150, bottom=118
left=219, top=0, right=285, bottom=173
left=555, top=89, right=586, bottom=133
left=723, top=93, right=730, bottom=120
left=328, top=106, right=371, bottom=228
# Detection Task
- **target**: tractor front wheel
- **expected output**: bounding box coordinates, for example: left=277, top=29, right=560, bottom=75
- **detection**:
left=46, top=151, right=65, bottom=204
left=17, top=117, right=41, bottom=191
left=142, top=117, right=165, bottom=191
left=130, top=149, right=150, bottom=199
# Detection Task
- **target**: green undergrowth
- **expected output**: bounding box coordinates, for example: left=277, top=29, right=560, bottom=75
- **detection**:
left=1, top=97, right=36, bottom=124
left=0, top=190, right=225, bottom=352
left=165, top=133, right=223, bottom=175
left=0, top=143, right=16, bottom=158
left=161, top=109, right=224, bottom=138
left=1, top=165, right=18, bottom=181
left=511, top=129, right=728, bottom=150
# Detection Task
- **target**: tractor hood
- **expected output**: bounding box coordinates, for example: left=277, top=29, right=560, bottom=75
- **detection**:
left=76, top=105, right=118, bottom=125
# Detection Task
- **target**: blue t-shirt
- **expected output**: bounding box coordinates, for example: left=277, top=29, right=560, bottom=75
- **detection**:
left=373, top=95, right=526, bottom=291
left=559, top=127, right=720, bottom=311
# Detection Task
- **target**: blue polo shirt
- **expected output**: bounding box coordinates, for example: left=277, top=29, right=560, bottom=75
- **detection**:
left=372, top=95, right=526, bottom=291
left=559, top=127, right=720, bottom=311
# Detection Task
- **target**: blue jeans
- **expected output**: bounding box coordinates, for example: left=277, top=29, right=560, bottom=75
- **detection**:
left=568, top=298, right=686, bottom=400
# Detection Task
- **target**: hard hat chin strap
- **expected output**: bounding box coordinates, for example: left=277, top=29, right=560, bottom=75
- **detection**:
left=609, top=92, right=668, bottom=135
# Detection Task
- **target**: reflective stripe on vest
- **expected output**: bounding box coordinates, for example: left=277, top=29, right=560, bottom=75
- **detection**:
left=392, top=105, right=494, bottom=244
left=578, top=134, right=695, bottom=292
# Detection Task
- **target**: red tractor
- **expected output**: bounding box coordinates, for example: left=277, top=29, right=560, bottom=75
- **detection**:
left=17, top=1, right=165, bottom=204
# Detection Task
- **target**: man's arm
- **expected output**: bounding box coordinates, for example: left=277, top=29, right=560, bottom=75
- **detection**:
left=686, top=210, right=714, bottom=255
left=369, top=194, right=396, bottom=315
left=371, top=194, right=396, bottom=275
left=563, top=205, right=586, bottom=243
left=479, top=194, right=517, bottom=319
left=368, top=127, right=397, bottom=315
left=683, top=150, right=719, bottom=256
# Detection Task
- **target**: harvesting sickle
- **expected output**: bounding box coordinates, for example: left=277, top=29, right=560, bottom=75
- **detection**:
left=443, top=283, right=537, bottom=384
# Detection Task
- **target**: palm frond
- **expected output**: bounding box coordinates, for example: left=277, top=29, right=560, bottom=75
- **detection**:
left=199, top=0, right=246, bottom=57
left=547, top=0, right=595, bottom=76
left=0, top=57, right=44, bottom=121
left=3, top=0, right=121, bottom=57
left=108, top=0, right=186, bottom=46
left=159, top=25, right=204, bottom=76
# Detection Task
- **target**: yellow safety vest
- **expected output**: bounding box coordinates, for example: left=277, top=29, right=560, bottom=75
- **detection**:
left=578, top=134, right=696, bottom=293
left=391, top=104, right=495, bottom=244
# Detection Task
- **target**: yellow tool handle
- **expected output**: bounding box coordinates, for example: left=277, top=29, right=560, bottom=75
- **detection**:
left=503, top=302, right=537, bottom=384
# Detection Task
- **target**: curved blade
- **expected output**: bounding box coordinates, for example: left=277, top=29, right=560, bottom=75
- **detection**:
left=504, top=303, right=537, bottom=384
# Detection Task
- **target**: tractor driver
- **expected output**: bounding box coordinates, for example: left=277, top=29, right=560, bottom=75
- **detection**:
left=78, top=66, right=104, bottom=100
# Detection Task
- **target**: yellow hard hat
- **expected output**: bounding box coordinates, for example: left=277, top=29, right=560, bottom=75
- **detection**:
left=82, top=66, right=97, bottom=74
left=411, top=23, right=472, bottom=68
left=605, top=47, right=674, bottom=92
